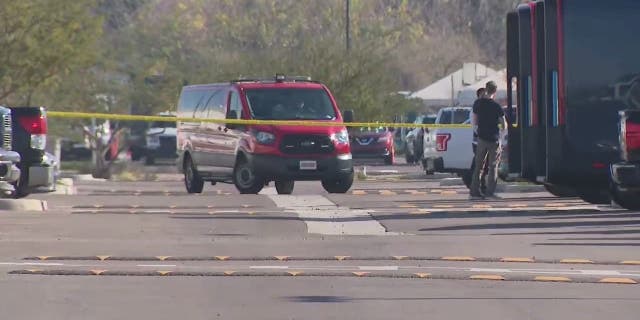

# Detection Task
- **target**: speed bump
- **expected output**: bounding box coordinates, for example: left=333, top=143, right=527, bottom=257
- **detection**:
left=157, top=271, right=172, bottom=276
left=534, top=276, right=571, bottom=282
left=413, top=273, right=431, bottom=279
left=559, top=259, right=593, bottom=264
left=620, top=260, right=640, bottom=265
left=37, top=256, right=51, bottom=261
left=274, top=256, right=289, bottom=261
left=598, top=278, right=637, bottom=284
left=215, top=256, right=230, bottom=261
left=352, top=272, right=370, bottom=277
left=335, top=256, right=350, bottom=261
left=155, top=256, right=172, bottom=261
left=96, top=256, right=111, bottom=261
left=287, top=271, right=303, bottom=276
left=352, top=190, right=367, bottom=195
left=392, top=256, right=408, bottom=260
left=223, top=271, right=235, bottom=276
left=441, top=256, right=476, bottom=261
left=91, top=270, right=107, bottom=276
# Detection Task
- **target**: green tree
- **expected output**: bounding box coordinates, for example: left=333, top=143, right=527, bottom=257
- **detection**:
left=0, top=0, right=103, bottom=105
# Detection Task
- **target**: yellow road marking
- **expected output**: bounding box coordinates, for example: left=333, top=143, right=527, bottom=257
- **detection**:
left=508, top=203, right=528, bottom=208
left=410, top=210, right=430, bottom=215
left=170, top=205, right=177, bottom=209
left=393, top=256, right=408, bottom=260
left=215, top=256, right=230, bottom=261
left=560, top=259, right=593, bottom=264
left=352, top=272, right=369, bottom=277
left=37, top=256, right=51, bottom=261
left=26, top=269, right=42, bottom=273
left=287, top=271, right=303, bottom=276
left=545, top=203, right=567, bottom=207
left=157, top=271, right=172, bottom=276
left=274, top=256, right=289, bottom=261
left=352, top=190, right=367, bottom=195
left=472, top=204, right=492, bottom=209
left=441, top=256, right=476, bottom=261
left=441, top=191, right=458, bottom=195
left=414, top=273, right=431, bottom=278
left=500, top=257, right=534, bottom=263
left=534, top=276, right=571, bottom=282
left=156, top=256, right=171, bottom=261
left=224, top=271, right=235, bottom=276
left=96, top=256, right=110, bottom=261
left=91, top=270, right=107, bottom=276
left=620, top=260, right=640, bottom=265
left=335, top=256, right=350, bottom=261
left=598, top=278, right=637, bottom=284
left=470, top=275, right=505, bottom=281
left=434, top=205, right=454, bottom=208
left=430, top=189, right=442, bottom=193
left=379, top=190, right=397, bottom=196
left=93, top=204, right=103, bottom=208
left=399, top=204, right=418, bottom=208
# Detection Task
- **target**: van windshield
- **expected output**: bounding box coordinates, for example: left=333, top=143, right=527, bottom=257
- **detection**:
left=245, top=88, right=337, bottom=120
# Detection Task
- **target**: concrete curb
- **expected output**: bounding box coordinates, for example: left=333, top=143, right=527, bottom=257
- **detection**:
left=71, top=174, right=105, bottom=182
left=440, top=178, right=464, bottom=186
left=0, top=199, right=47, bottom=211
left=496, top=184, right=545, bottom=193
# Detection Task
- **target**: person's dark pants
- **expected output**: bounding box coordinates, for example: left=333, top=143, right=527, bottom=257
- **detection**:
left=470, top=138, right=500, bottom=196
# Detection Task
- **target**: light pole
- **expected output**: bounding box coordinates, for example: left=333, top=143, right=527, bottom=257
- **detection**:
left=345, top=0, right=351, bottom=51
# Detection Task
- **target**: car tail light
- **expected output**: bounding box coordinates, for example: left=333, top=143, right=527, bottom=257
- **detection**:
left=18, top=115, right=47, bottom=150
left=435, top=133, right=451, bottom=152
left=620, top=110, right=640, bottom=162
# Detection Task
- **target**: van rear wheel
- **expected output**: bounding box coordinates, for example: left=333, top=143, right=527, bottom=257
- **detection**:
left=275, top=180, right=295, bottom=195
left=184, top=156, right=204, bottom=194
left=611, top=185, right=640, bottom=210
left=322, top=172, right=354, bottom=194
left=233, top=160, right=264, bottom=194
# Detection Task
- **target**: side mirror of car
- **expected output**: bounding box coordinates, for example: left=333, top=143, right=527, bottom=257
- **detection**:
left=226, top=110, right=238, bottom=130
left=343, top=110, right=354, bottom=123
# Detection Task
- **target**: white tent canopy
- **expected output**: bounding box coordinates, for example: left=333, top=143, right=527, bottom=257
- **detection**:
left=456, top=69, right=515, bottom=107
left=410, top=63, right=497, bottom=107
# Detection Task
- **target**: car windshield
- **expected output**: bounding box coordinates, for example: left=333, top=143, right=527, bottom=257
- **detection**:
left=245, top=88, right=337, bottom=120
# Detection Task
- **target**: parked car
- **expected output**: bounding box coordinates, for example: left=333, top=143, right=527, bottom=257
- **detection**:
left=349, top=126, right=395, bottom=165
left=0, top=106, right=21, bottom=196
left=404, top=114, right=436, bottom=164
left=10, top=106, right=55, bottom=198
left=144, top=112, right=177, bottom=165
left=176, top=74, right=354, bottom=195
left=422, top=106, right=473, bottom=175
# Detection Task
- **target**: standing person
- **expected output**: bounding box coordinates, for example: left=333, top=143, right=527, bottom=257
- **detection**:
left=472, top=87, right=487, bottom=192
left=470, top=81, right=507, bottom=199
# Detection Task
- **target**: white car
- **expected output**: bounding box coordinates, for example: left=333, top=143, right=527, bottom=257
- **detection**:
left=145, top=112, right=177, bottom=165
left=422, top=107, right=473, bottom=175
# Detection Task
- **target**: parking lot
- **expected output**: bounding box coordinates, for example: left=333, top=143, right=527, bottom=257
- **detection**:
left=0, top=162, right=638, bottom=319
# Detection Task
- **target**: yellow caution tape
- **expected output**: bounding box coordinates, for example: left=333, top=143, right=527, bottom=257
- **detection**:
left=47, top=111, right=519, bottom=129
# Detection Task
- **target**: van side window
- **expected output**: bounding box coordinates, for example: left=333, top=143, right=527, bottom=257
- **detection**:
left=204, top=89, right=226, bottom=119
left=177, top=90, right=205, bottom=117
left=228, top=91, right=242, bottom=119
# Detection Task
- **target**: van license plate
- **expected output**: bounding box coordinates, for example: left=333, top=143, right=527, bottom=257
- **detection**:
left=299, top=161, right=317, bottom=170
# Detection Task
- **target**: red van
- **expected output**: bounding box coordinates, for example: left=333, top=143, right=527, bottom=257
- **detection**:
left=176, top=75, right=354, bottom=194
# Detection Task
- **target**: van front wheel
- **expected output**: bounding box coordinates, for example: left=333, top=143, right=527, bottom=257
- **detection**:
left=611, top=185, right=640, bottom=210
left=322, top=173, right=354, bottom=194
left=233, top=160, right=264, bottom=194
left=184, top=156, right=204, bottom=194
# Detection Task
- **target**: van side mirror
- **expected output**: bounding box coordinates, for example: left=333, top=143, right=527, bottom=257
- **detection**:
left=226, top=110, right=238, bottom=129
left=343, top=110, right=354, bottom=123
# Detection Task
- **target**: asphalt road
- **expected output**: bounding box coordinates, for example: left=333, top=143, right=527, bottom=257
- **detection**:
left=1, top=163, right=638, bottom=319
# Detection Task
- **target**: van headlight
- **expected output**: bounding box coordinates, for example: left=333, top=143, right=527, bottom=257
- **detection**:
left=254, top=131, right=275, bottom=145
left=333, top=129, right=349, bottom=144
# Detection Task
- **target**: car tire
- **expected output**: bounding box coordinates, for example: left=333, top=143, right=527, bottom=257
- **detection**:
left=384, top=151, right=395, bottom=165
left=611, top=184, right=640, bottom=210
left=183, top=156, right=204, bottom=194
left=577, top=188, right=610, bottom=205
left=322, top=172, right=354, bottom=194
left=275, top=180, right=295, bottom=195
left=233, top=159, right=264, bottom=194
